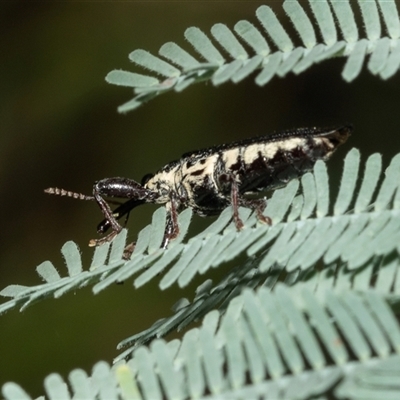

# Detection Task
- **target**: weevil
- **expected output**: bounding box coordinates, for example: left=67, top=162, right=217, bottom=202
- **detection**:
left=45, top=124, right=352, bottom=251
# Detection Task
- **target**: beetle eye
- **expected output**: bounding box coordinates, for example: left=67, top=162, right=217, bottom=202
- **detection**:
left=141, top=173, right=154, bottom=186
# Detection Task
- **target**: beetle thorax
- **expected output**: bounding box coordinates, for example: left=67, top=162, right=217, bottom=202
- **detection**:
left=144, top=164, right=180, bottom=203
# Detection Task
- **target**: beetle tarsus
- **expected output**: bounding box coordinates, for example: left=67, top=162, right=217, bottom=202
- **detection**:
left=123, top=242, right=136, bottom=260
left=89, top=231, right=118, bottom=247
left=240, top=198, right=272, bottom=226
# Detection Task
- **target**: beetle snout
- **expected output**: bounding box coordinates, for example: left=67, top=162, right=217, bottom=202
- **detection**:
left=94, top=177, right=150, bottom=200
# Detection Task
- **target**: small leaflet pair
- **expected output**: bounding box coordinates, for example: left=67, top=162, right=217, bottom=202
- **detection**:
left=45, top=125, right=352, bottom=252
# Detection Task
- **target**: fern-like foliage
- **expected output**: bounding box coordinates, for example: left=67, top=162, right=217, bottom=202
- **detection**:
left=106, top=0, right=400, bottom=112
left=3, top=287, right=400, bottom=399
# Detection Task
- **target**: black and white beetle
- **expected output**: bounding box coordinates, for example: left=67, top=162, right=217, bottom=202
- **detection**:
left=45, top=125, right=352, bottom=250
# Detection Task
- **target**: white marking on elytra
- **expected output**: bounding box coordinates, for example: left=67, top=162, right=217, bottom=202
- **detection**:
left=181, top=154, right=219, bottom=196
left=242, top=138, right=306, bottom=165
left=222, top=148, right=241, bottom=170
left=182, top=154, right=218, bottom=178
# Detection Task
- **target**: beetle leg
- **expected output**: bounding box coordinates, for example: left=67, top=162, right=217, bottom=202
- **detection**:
left=228, top=176, right=272, bottom=229
left=239, top=198, right=272, bottom=225
left=161, top=193, right=180, bottom=249
left=229, top=177, right=244, bottom=231
left=97, top=198, right=146, bottom=234
left=89, top=231, right=118, bottom=247
left=93, top=190, right=123, bottom=234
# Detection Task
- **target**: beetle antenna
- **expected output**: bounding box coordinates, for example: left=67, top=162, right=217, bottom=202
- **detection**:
left=44, top=187, right=94, bottom=201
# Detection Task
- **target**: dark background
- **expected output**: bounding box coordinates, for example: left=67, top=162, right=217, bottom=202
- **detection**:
left=1, top=1, right=398, bottom=396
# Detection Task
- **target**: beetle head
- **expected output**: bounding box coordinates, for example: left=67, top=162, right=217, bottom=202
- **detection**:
left=94, top=177, right=160, bottom=234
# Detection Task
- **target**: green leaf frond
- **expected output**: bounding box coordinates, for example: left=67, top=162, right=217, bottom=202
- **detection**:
left=3, top=287, right=400, bottom=399
left=105, top=0, right=400, bottom=112
left=2, top=148, right=400, bottom=362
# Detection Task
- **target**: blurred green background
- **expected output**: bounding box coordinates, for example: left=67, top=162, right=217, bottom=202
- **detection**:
left=1, top=1, right=399, bottom=396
